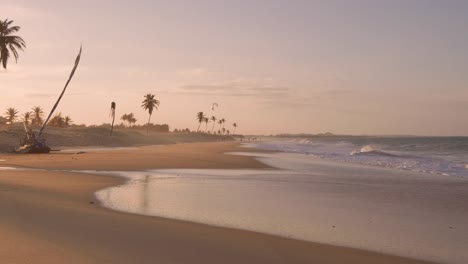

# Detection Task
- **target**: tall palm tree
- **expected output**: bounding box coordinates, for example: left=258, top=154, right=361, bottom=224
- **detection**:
left=210, top=116, right=217, bottom=133
left=204, top=117, right=209, bottom=132
left=22, top=111, right=32, bottom=125
left=196, top=112, right=205, bottom=132
left=141, top=94, right=160, bottom=135
left=31, top=106, right=44, bottom=126
left=110, top=101, right=116, bottom=136
left=217, top=119, right=223, bottom=132
left=4, top=107, right=18, bottom=124
left=0, top=19, right=26, bottom=69
left=232, top=123, right=237, bottom=134
left=221, top=118, right=226, bottom=130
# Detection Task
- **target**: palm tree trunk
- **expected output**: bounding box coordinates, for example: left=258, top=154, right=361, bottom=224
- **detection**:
left=211, top=123, right=216, bottom=133
left=147, top=114, right=151, bottom=135
left=110, top=114, right=115, bottom=136
left=39, top=46, right=82, bottom=137
left=197, top=122, right=201, bottom=132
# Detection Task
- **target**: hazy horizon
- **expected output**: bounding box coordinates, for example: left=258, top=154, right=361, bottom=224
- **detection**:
left=2, top=0, right=468, bottom=136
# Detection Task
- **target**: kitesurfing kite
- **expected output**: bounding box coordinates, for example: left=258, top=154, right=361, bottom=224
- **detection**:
left=211, top=103, right=219, bottom=111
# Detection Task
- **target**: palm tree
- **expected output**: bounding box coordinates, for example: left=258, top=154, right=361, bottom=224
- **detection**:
left=49, top=113, right=65, bottom=127
left=217, top=119, right=223, bottom=131
left=64, top=116, right=72, bottom=127
left=31, top=106, right=44, bottom=126
left=0, top=19, right=26, bottom=69
left=210, top=116, right=217, bottom=133
left=204, top=117, right=209, bottom=132
left=141, top=94, right=160, bottom=135
left=127, top=113, right=136, bottom=127
left=4, top=107, right=18, bottom=124
left=121, top=114, right=129, bottom=127
left=196, top=112, right=205, bottom=132
left=22, top=111, right=32, bottom=125
left=232, top=123, right=237, bottom=134
left=110, top=101, right=116, bottom=136
left=221, top=118, right=226, bottom=130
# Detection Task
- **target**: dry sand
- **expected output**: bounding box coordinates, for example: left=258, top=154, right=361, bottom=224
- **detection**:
left=0, top=142, right=435, bottom=264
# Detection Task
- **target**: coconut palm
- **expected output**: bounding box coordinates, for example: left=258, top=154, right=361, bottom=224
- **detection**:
left=232, top=123, right=237, bottom=134
left=141, top=94, right=160, bottom=135
left=196, top=112, right=205, bottom=132
left=64, top=116, right=72, bottom=127
left=203, top=117, right=209, bottom=132
left=217, top=119, right=223, bottom=131
left=22, top=111, right=32, bottom=125
left=210, top=116, right=217, bottom=133
left=127, top=113, right=136, bottom=127
left=220, top=118, right=226, bottom=129
left=31, top=106, right=44, bottom=126
left=4, top=107, right=18, bottom=124
left=121, top=114, right=129, bottom=127
left=49, top=113, right=65, bottom=127
left=0, top=19, right=26, bottom=69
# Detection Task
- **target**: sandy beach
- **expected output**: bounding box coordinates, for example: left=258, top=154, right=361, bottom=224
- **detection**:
left=0, top=142, right=440, bottom=264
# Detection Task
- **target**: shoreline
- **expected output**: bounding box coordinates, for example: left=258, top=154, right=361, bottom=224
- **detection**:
left=0, top=142, right=436, bottom=264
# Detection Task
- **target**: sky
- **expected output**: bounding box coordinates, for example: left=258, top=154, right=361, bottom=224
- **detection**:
left=1, top=0, right=468, bottom=135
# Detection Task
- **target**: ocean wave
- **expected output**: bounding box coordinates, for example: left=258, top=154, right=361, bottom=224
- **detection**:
left=251, top=137, right=468, bottom=178
left=350, top=145, right=397, bottom=157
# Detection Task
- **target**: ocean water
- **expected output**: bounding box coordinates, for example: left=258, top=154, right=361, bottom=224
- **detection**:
left=93, top=151, right=468, bottom=264
left=249, top=136, right=468, bottom=178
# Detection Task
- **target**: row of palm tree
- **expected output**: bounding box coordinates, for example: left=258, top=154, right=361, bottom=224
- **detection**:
left=3, top=20, right=242, bottom=136
left=4, top=106, right=44, bottom=125
left=120, top=113, right=137, bottom=127
left=196, top=111, right=238, bottom=135
left=2, top=106, right=72, bottom=127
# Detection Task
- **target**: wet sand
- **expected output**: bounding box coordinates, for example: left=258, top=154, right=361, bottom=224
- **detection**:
left=0, top=142, right=435, bottom=264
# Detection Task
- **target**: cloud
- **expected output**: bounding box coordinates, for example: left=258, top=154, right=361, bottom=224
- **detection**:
left=178, top=84, right=290, bottom=98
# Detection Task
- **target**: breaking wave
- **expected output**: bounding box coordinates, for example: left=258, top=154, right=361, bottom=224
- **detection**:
left=251, top=136, right=468, bottom=178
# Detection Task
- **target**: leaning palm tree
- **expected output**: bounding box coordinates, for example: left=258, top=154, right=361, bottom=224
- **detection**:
left=4, top=107, right=18, bottom=124
left=232, top=123, right=237, bottom=134
left=0, top=19, right=26, bottom=69
left=22, top=111, right=32, bottom=125
left=196, top=112, right=205, bottom=132
left=31, top=106, right=44, bottom=126
left=210, top=116, right=217, bottom=133
left=141, top=94, right=160, bottom=135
